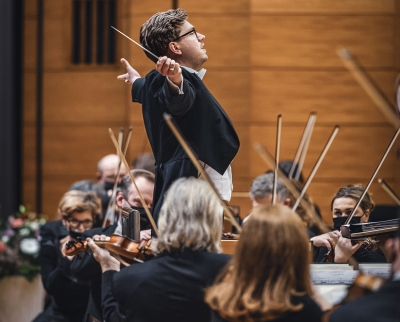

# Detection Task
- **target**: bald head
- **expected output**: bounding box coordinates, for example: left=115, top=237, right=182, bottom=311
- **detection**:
left=97, top=154, right=128, bottom=186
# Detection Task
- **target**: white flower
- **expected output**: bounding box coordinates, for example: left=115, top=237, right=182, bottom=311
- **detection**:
left=2, top=236, right=9, bottom=243
left=20, top=238, right=40, bottom=255
left=19, top=228, right=30, bottom=237
left=30, top=222, right=39, bottom=231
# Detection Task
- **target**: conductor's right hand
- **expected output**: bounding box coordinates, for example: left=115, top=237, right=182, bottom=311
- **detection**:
left=117, top=58, right=141, bottom=85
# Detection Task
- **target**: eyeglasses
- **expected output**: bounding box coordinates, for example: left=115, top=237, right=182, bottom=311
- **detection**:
left=173, top=28, right=198, bottom=41
left=67, top=218, right=93, bottom=229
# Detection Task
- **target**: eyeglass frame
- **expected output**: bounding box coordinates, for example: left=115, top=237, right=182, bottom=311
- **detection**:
left=66, top=218, right=93, bottom=228
left=173, top=28, right=198, bottom=41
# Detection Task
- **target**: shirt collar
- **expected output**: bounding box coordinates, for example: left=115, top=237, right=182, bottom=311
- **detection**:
left=182, top=66, right=207, bottom=80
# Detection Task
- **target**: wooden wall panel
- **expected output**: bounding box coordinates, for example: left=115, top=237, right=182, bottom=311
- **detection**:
left=23, top=73, right=37, bottom=124
left=251, top=71, right=397, bottom=124
left=43, top=72, right=127, bottom=124
left=249, top=125, right=397, bottom=180
left=24, top=18, right=37, bottom=71
left=251, top=0, right=395, bottom=14
left=251, top=16, right=394, bottom=68
left=181, top=0, right=249, bottom=14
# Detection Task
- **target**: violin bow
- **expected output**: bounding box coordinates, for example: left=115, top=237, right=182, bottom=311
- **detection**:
left=109, top=128, right=159, bottom=236
left=344, top=126, right=400, bottom=225
left=337, top=48, right=400, bottom=129
left=163, top=113, right=242, bottom=233
left=295, top=114, right=316, bottom=181
left=103, top=127, right=133, bottom=228
left=254, top=143, right=329, bottom=233
left=292, top=125, right=339, bottom=212
left=272, top=115, right=282, bottom=205
left=378, top=178, right=400, bottom=206
left=289, top=112, right=317, bottom=180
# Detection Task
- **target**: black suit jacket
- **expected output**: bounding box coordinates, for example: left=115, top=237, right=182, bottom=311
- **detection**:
left=102, top=250, right=231, bottom=322
left=132, top=68, right=240, bottom=224
left=70, top=224, right=118, bottom=321
left=329, top=280, right=400, bottom=322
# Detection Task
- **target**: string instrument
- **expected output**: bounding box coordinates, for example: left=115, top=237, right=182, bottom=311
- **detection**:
left=322, top=272, right=385, bottom=322
left=64, top=234, right=153, bottom=266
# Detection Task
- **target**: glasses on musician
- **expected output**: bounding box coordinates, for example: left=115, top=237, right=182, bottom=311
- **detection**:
left=67, top=218, right=93, bottom=228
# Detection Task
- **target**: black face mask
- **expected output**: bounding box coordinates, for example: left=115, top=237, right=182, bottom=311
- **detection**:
left=69, top=228, right=84, bottom=240
left=333, top=216, right=362, bottom=231
left=104, top=181, right=114, bottom=191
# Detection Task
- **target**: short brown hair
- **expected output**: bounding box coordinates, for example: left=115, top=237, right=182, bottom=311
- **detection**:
left=331, top=185, right=375, bottom=213
left=205, top=205, right=312, bottom=321
left=140, top=8, right=187, bottom=63
left=58, top=190, right=100, bottom=219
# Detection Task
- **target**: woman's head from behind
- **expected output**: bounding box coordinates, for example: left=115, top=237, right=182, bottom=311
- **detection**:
left=155, top=177, right=223, bottom=254
left=206, top=204, right=312, bottom=321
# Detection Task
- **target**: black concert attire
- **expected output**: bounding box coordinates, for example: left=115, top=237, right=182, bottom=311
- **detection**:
left=211, top=294, right=322, bottom=322
left=38, top=221, right=90, bottom=322
left=329, top=278, right=400, bottom=322
left=70, top=223, right=118, bottom=322
left=102, top=250, right=231, bottom=322
left=313, top=244, right=387, bottom=263
left=132, top=68, right=240, bottom=227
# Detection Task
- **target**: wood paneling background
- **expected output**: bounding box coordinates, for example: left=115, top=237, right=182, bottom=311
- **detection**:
left=22, top=0, right=400, bottom=222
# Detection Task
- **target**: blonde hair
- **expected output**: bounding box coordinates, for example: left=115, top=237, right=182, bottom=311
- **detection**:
left=58, top=190, right=100, bottom=219
left=205, top=204, right=312, bottom=321
left=155, top=177, right=223, bottom=254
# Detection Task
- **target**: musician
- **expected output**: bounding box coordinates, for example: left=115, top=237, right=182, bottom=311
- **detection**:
left=70, top=169, right=154, bottom=322
left=329, top=219, right=400, bottom=322
left=38, top=190, right=100, bottom=322
left=87, top=177, right=231, bottom=322
left=311, top=185, right=386, bottom=263
left=205, top=204, right=322, bottom=322
left=244, top=173, right=320, bottom=237
left=117, top=8, right=240, bottom=228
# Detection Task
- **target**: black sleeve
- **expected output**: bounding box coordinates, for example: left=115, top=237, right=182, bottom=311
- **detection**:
left=160, top=77, right=196, bottom=116
left=69, top=227, right=104, bottom=280
left=353, top=246, right=387, bottom=263
left=102, top=270, right=126, bottom=322
left=132, top=78, right=145, bottom=104
left=39, top=242, right=71, bottom=294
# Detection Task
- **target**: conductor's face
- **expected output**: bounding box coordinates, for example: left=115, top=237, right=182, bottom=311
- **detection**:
left=172, top=21, right=207, bottom=70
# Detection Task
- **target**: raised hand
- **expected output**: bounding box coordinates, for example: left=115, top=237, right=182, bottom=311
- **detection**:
left=117, top=58, right=141, bottom=85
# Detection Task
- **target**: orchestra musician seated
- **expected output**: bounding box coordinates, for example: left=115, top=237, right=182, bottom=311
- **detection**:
left=329, top=218, right=400, bottom=322
left=69, top=169, right=154, bottom=322
left=311, top=185, right=386, bottom=263
left=87, top=177, right=231, bottom=322
left=205, top=204, right=323, bottom=322
left=37, top=190, right=100, bottom=322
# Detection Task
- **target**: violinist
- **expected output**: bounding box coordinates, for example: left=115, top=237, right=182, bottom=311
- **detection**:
left=329, top=218, right=400, bottom=322
left=311, top=185, right=386, bottom=263
left=205, top=204, right=323, bottom=322
left=69, top=169, right=154, bottom=322
left=117, top=8, right=240, bottom=228
left=87, top=177, right=231, bottom=322
left=37, top=190, right=100, bottom=322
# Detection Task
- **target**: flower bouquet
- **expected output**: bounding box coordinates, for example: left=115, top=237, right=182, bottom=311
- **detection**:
left=0, top=206, right=46, bottom=281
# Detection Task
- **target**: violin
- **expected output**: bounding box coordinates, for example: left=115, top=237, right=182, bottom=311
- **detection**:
left=324, top=236, right=378, bottom=263
left=64, top=234, right=153, bottom=265
left=322, top=273, right=385, bottom=322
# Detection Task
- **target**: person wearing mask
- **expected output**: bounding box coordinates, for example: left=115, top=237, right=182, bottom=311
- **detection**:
left=311, top=185, right=386, bottom=263
left=205, top=204, right=322, bottom=322
left=38, top=190, right=100, bottom=322
left=70, top=169, right=154, bottom=322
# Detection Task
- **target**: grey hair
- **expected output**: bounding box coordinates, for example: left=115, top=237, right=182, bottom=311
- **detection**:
left=250, top=173, right=289, bottom=203
left=119, top=169, right=155, bottom=199
left=155, top=177, right=223, bottom=254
